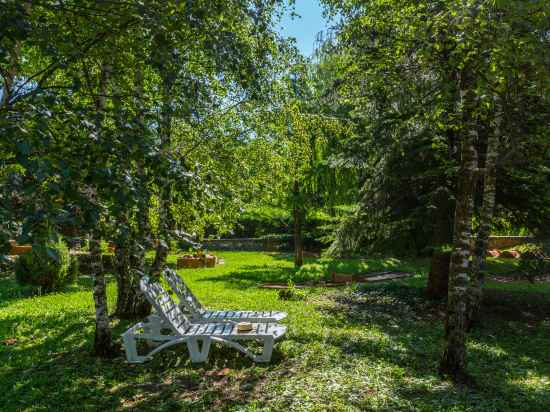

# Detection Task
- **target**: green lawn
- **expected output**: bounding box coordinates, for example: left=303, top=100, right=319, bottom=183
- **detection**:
left=1, top=252, right=549, bottom=411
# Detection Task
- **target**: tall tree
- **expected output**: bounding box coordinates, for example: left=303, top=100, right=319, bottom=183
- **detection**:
left=322, top=0, right=550, bottom=381
left=1, top=0, right=289, bottom=354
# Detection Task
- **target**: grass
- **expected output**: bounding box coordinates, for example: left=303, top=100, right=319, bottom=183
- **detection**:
left=1, top=251, right=549, bottom=411
left=294, top=255, right=425, bottom=284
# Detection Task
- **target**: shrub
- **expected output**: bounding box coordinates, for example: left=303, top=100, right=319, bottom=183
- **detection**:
left=234, top=206, right=291, bottom=238
left=518, top=242, right=550, bottom=282
left=15, top=238, right=71, bottom=292
left=277, top=279, right=307, bottom=301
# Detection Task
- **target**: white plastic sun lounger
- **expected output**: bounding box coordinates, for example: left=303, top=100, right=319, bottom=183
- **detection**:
left=122, top=277, right=286, bottom=364
left=162, top=269, right=287, bottom=323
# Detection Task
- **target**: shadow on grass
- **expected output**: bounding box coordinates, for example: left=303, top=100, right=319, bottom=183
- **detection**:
left=198, top=265, right=298, bottom=287
left=310, top=282, right=550, bottom=410
left=0, top=305, right=287, bottom=411
left=0, top=273, right=121, bottom=308
left=0, top=277, right=36, bottom=308
left=485, top=257, right=521, bottom=277
left=198, top=257, right=429, bottom=289
left=0, top=265, right=289, bottom=410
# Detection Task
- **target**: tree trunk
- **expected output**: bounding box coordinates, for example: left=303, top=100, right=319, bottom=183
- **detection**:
left=111, top=67, right=152, bottom=318
left=90, top=235, right=116, bottom=357
left=151, top=75, right=174, bottom=277
left=128, top=238, right=151, bottom=315
left=293, top=180, right=304, bottom=268
left=439, top=80, right=478, bottom=383
left=114, top=239, right=151, bottom=318
left=427, top=251, right=451, bottom=299
left=427, top=185, right=454, bottom=299
left=88, top=62, right=116, bottom=357
left=468, top=101, right=500, bottom=328
left=151, top=237, right=169, bottom=277
left=114, top=241, right=131, bottom=315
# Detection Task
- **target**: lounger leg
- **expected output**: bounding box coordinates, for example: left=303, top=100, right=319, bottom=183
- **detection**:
left=187, top=337, right=211, bottom=363
left=209, top=337, right=275, bottom=363
left=122, top=330, right=149, bottom=363
left=147, top=315, right=166, bottom=341
left=255, top=336, right=274, bottom=363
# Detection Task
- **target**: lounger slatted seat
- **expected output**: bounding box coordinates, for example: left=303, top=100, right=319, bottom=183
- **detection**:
left=122, top=277, right=286, bottom=364
left=162, top=269, right=287, bottom=323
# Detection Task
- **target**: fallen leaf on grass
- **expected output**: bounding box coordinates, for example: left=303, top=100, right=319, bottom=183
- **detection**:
left=205, top=367, right=232, bottom=377
left=3, top=338, right=17, bottom=346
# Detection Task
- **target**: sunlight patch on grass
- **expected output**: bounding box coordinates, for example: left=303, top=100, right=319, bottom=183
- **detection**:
left=1, top=251, right=549, bottom=411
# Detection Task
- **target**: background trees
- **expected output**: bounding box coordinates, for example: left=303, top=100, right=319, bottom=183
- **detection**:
left=321, top=0, right=550, bottom=381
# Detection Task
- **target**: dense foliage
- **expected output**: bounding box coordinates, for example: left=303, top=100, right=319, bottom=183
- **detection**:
left=321, top=0, right=550, bottom=382
left=14, top=236, right=72, bottom=292
left=322, top=0, right=550, bottom=256
left=1, top=0, right=291, bottom=354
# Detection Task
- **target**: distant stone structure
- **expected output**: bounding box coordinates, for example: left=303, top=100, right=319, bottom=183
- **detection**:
left=201, top=237, right=291, bottom=252
left=203, top=235, right=533, bottom=253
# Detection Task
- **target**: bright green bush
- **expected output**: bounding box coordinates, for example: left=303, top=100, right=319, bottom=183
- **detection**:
left=15, top=238, right=72, bottom=292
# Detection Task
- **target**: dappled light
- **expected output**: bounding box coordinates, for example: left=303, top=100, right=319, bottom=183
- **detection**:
left=1, top=0, right=549, bottom=410
left=2, top=252, right=549, bottom=409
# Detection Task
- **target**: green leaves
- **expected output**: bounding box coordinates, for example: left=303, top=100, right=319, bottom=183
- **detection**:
left=0, top=0, right=292, bottom=245
left=320, top=0, right=550, bottom=255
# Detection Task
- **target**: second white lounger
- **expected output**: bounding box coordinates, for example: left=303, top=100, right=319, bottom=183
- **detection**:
left=162, top=269, right=287, bottom=323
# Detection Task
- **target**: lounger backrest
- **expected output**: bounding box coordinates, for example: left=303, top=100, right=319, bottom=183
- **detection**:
left=162, top=269, right=204, bottom=315
left=140, top=276, right=190, bottom=334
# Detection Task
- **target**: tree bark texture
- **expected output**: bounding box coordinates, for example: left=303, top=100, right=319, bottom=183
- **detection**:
left=111, top=67, right=152, bottom=317
left=114, top=239, right=151, bottom=318
left=293, top=180, right=304, bottom=268
left=440, top=84, right=478, bottom=382
left=468, top=101, right=501, bottom=328
left=427, top=185, right=454, bottom=299
left=90, top=235, right=116, bottom=357
left=151, top=237, right=169, bottom=277
left=90, top=62, right=116, bottom=357
left=151, top=77, right=174, bottom=276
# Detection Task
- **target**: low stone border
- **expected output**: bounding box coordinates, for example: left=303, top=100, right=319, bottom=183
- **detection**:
left=259, top=271, right=414, bottom=289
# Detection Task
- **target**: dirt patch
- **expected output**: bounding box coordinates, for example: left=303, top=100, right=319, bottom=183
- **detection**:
left=259, top=283, right=345, bottom=289
left=319, top=285, right=550, bottom=325
left=259, top=271, right=414, bottom=289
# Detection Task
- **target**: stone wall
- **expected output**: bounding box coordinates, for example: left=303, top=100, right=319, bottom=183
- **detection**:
left=201, top=237, right=291, bottom=252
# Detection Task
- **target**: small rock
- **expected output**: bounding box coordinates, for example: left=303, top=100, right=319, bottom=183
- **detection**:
left=240, top=382, right=254, bottom=391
